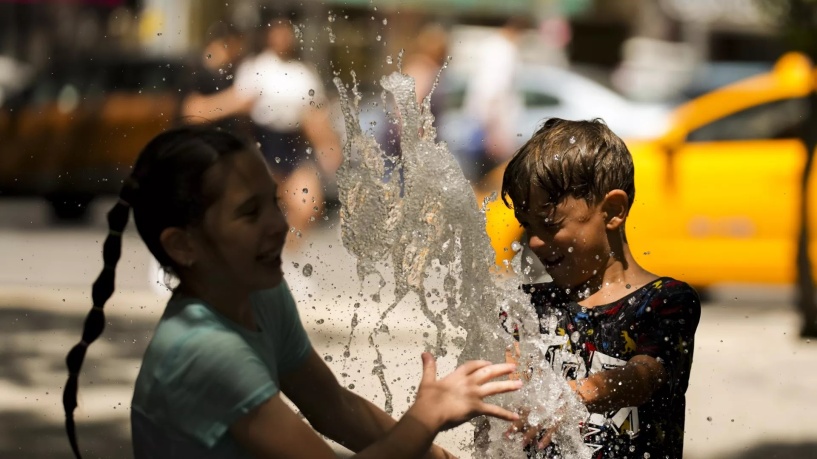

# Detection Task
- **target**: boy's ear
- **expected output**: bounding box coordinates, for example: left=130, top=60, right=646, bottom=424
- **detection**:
left=602, top=190, right=629, bottom=231
left=159, top=227, right=196, bottom=268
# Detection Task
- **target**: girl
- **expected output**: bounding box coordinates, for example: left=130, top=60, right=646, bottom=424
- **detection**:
left=62, top=126, right=521, bottom=459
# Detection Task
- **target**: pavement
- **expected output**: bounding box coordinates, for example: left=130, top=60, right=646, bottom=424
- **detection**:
left=1, top=198, right=816, bottom=458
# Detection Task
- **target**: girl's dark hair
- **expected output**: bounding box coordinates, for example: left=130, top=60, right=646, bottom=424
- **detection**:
left=62, top=126, right=252, bottom=458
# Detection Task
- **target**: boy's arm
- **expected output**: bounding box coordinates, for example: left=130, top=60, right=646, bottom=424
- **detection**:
left=569, top=354, right=666, bottom=413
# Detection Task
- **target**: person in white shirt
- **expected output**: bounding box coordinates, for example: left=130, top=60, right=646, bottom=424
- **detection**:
left=461, top=18, right=528, bottom=184
left=182, top=17, right=341, bottom=247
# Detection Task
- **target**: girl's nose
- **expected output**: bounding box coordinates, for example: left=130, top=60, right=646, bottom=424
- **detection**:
left=265, top=205, right=289, bottom=236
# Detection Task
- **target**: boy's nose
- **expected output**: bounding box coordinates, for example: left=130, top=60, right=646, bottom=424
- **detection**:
left=528, top=234, right=546, bottom=251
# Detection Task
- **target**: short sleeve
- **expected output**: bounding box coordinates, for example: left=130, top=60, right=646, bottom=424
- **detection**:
left=157, top=328, right=277, bottom=448
left=233, top=58, right=261, bottom=101
left=635, top=280, right=701, bottom=384
left=259, top=281, right=313, bottom=374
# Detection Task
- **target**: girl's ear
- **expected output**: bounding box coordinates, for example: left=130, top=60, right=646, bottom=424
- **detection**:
left=160, top=228, right=196, bottom=268
left=602, top=190, right=629, bottom=231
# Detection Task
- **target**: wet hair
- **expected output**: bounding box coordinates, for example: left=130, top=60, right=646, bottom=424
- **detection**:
left=62, top=126, right=253, bottom=458
left=501, top=118, right=635, bottom=213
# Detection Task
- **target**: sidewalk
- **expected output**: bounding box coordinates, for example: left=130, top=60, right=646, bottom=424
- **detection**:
left=2, top=213, right=817, bottom=458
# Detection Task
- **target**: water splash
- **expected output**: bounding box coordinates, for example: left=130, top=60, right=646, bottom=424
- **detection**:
left=333, top=71, right=590, bottom=457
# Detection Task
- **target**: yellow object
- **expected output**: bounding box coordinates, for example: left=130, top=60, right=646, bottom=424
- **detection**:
left=483, top=52, right=817, bottom=287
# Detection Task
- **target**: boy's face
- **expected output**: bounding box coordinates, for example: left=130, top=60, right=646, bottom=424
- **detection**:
left=517, top=185, right=612, bottom=289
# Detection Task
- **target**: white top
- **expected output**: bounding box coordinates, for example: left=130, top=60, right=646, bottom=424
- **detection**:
left=234, top=51, right=325, bottom=132
left=462, top=33, right=521, bottom=126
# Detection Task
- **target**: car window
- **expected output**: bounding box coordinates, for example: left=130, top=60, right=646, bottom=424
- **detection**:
left=522, top=90, right=559, bottom=108
left=440, top=87, right=466, bottom=111
left=108, top=62, right=188, bottom=93
left=687, top=97, right=808, bottom=142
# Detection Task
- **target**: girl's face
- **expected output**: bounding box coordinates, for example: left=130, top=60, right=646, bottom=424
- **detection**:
left=191, top=151, right=289, bottom=292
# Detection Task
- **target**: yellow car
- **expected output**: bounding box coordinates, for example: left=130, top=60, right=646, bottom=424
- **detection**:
left=482, top=52, right=817, bottom=288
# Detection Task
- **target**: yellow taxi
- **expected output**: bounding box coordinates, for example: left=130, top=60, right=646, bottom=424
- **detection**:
left=481, top=52, right=817, bottom=287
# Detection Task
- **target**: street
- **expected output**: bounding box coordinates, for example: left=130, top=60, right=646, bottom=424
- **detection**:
left=1, top=198, right=816, bottom=458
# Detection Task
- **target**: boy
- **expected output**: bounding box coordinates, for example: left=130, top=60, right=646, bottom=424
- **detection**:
left=502, top=118, right=701, bottom=458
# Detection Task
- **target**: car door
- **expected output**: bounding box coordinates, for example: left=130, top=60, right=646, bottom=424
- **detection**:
left=639, top=97, right=809, bottom=286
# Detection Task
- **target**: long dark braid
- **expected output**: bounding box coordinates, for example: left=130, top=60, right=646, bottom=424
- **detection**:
left=62, top=179, right=138, bottom=459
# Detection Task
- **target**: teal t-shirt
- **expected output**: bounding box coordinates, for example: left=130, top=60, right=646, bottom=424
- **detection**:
left=131, top=281, right=312, bottom=458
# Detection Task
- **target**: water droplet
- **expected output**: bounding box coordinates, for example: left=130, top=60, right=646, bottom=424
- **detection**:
left=306, top=147, right=313, bottom=155
left=382, top=18, right=388, bottom=25
left=376, top=35, right=382, bottom=41
left=625, top=283, right=631, bottom=289
left=568, top=247, right=574, bottom=253
left=347, top=383, right=355, bottom=389
left=706, top=416, right=713, bottom=421
left=302, top=188, right=309, bottom=194
left=511, top=241, right=523, bottom=252
left=309, top=89, right=316, bottom=96
left=206, top=53, right=212, bottom=59
left=274, top=157, right=281, bottom=163
left=157, top=32, right=162, bottom=36
left=328, top=14, right=336, bottom=22
left=569, top=136, right=576, bottom=144
left=302, top=263, right=313, bottom=277
left=324, top=355, right=333, bottom=362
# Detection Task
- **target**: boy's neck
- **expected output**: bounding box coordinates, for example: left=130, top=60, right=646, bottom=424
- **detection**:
left=572, top=245, right=658, bottom=308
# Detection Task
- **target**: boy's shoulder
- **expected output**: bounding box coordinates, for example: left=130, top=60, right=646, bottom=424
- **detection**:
left=522, top=276, right=701, bottom=310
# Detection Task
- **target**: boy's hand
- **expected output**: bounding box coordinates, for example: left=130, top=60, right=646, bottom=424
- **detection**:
left=504, top=409, right=557, bottom=450
left=504, top=342, right=527, bottom=381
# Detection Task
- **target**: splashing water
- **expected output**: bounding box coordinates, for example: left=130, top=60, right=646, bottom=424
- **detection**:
left=333, top=70, right=590, bottom=458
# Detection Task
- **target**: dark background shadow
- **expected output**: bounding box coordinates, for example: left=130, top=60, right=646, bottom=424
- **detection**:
left=719, top=442, right=817, bottom=459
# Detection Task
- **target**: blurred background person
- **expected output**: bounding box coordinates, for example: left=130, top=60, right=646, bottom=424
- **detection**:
left=460, top=17, right=529, bottom=190
left=183, top=13, right=342, bottom=248
left=180, top=21, right=251, bottom=135
left=402, top=22, right=449, bottom=114
left=379, top=22, right=450, bottom=180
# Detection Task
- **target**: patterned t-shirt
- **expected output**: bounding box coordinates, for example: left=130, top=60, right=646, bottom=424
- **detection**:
left=519, top=277, right=701, bottom=459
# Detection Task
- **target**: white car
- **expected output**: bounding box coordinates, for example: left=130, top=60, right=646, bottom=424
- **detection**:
left=434, top=64, right=672, bottom=159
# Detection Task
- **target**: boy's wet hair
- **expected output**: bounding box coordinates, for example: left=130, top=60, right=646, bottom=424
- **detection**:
left=501, top=117, right=635, bottom=213
left=62, top=126, right=254, bottom=458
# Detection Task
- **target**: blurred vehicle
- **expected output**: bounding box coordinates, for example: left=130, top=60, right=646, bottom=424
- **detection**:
left=483, top=52, right=817, bottom=289
left=0, top=54, right=193, bottom=219
left=680, top=60, right=773, bottom=100
left=435, top=63, right=673, bottom=163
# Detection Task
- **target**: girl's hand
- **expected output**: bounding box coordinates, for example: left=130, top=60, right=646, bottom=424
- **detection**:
left=410, top=352, right=522, bottom=432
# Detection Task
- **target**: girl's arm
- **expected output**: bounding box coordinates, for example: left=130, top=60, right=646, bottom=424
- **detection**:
left=230, top=351, right=520, bottom=459
left=280, top=350, right=451, bottom=458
